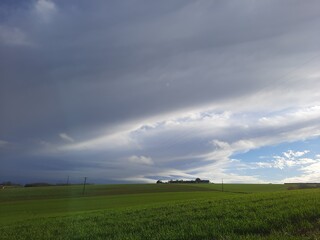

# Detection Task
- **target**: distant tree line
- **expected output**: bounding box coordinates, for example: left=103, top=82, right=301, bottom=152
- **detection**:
left=285, top=183, right=320, bottom=190
left=0, top=181, right=22, bottom=188
left=157, top=178, right=210, bottom=184
left=24, top=182, right=54, bottom=187
left=1, top=181, right=93, bottom=188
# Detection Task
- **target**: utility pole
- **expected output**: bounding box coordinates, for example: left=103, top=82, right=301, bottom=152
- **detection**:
left=222, top=178, right=224, bottom=192
left=82, top=177, right=87, bottom=195
left=66, top=176, right=69, bottom=185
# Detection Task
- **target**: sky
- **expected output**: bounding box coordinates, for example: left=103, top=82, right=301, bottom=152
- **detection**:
left=1, top=0, right=320, bottom=184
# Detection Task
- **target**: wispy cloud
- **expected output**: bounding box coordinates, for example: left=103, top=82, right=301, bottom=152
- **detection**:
left=0, top=25, right=33, bottom=46
left=60, top=130, right=138, bottom=151
left=282, top=160, right=320, bottom=183
left=59, top=133, right=74, bottom=143
left=45, top=104, right=320, bottom=182
left=0, top=140, right=8, bottom=147
left=128, top=155, right=153, bottom=165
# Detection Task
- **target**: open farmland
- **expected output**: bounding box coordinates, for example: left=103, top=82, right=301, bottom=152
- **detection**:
left=1, top=184, right=320, bottom=239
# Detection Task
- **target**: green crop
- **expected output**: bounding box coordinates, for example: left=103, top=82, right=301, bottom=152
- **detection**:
left=1, top=184, right=319, bottom=239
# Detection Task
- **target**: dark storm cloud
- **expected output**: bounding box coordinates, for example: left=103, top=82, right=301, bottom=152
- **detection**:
left=1, top=0, right=320, bottom=183
left=1, top=0, right=319, bottom=138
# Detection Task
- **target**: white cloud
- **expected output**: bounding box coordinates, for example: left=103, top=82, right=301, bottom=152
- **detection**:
left=119, top=176, right=155, bottom=183
left=34, top=0, right=57, bottom=21
left=298, top=158, right=318, bottom=165
left=201, top=139, right=257, bottom=166
left=258, top=106, right=320, bottom=128
left=282, top=161, right=320, bottom=183
left=46, top=104, right=320, bottom=182
left=59, top=133, right=74, bottom=143
left=128, top=155, right=154, bottom=165
left=254, top=150, right=314, bottom=170
left=61, top=129, right=138, bottom=151
left=300, top=162, right=320, bottom=174
left=283, top=150, right=309, bottom=159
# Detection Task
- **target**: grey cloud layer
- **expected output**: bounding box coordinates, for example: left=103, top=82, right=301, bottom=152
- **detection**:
left=1, top=0, right=320, bottom=183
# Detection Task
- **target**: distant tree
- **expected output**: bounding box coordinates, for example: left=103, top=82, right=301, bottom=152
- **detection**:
left=2, top=181, right=12, bottom=186
left=156, top=180, right=163, bottom=184
left=195, top=178, right=201, bottom=183
left=24, top=182, right=52, bottom=187
left=1, top=181, right=22, bottom=187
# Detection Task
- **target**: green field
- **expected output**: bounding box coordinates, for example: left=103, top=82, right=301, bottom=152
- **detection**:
left=1, top=184, right=319, bottom=239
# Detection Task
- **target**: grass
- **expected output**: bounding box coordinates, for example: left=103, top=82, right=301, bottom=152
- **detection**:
left=0, top=184, right=233, bottom=225
left=192, top=183, right=287, bottom=193
left=0, top=184, right=215, bottom=201
left=1, top=184, right=319, bottom=239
